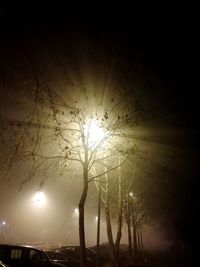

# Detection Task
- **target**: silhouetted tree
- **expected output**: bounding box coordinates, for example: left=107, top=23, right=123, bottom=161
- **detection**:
left=0, top=37, right=143, bottom=267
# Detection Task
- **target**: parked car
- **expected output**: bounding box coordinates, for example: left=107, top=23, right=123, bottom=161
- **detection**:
left=44, top=250, right=69, bottom=267
left=0, top=244, right=66, bottom=267
left=0, top=260, right=9, bottom=267
left=58, top=246, right=94, bottom=267
left=15, top=242, right=51, bottom=250
left=85, top=248, right=96, bottom=264
left=51, top=248, right=81, bottom=267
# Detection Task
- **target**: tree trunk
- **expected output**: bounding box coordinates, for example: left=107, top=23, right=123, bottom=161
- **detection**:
left=126, top=195, right=132, bottom=256
left=79, top=164, right=88, bottom=267
left=115, top=165, right=122, bottom=264
left=136, top=222, right=141, bottom=252
left=132, top=210, right=138, bottom=257
left=139, top=223, right=143, bottom=252
left=105, top=173, right=117, bottom=267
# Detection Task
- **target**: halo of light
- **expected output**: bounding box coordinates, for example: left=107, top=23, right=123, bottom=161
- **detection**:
left=84, top=121, right=105, bottom=146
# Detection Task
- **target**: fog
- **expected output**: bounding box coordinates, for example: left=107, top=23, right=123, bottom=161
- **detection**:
left=0, top=7, right=198, bottom=261
left=1, top=180, right=101, bottom=245
left=1, top=180, right=174, bottom=253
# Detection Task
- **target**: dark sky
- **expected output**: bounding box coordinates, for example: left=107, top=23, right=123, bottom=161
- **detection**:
left=0, top=5, right=198, bottom=143
left=0, top=5, right=199, bottom=251
left=0, top=5, right=197, bottom=104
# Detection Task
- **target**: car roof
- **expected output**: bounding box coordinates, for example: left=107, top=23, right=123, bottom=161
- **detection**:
left=0, top=244, right=42, bottom=251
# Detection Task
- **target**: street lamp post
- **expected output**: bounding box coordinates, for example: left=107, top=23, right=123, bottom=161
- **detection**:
left=79, top=120, right=106, bottom=267
left=129, top=192, right=138, bottom=256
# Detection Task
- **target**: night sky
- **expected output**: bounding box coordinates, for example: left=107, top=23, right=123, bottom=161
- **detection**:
left=0, top=4, right=199, bottom=255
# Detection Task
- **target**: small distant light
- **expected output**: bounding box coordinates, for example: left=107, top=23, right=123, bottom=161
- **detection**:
left=129, top=192, right=133, bottom=197
left=95, top=216, right=98, bottom=221
left=2, top=221, right=6, bottom=225
left=73, top=208, right=79, bottom=217
left=75, top=208, right=78, bottom=213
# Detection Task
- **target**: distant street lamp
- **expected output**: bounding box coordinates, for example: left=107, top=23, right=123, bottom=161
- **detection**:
left=129, top=192, right=134, bottom=198
left=73, top=208, right=79, bottom=217
left=0, top=221, right=6, bottom=236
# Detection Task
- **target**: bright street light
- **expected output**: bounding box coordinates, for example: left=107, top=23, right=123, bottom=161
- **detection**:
left=84, top=120, right=106, bottom=146
left=32, top=191, right=46, bottom=206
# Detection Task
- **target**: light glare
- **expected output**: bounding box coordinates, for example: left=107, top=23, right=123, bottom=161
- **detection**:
left=33, top=191, right=46, bottom=206
left=73, top=208, right=79, bottom=217
left=84, top=121, right=105, bottom=146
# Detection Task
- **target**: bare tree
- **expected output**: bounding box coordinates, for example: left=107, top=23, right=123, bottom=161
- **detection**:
left=96, top=160, right=137, bottom=266
left=0, top=38, right=143, bottom=266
